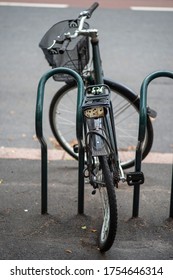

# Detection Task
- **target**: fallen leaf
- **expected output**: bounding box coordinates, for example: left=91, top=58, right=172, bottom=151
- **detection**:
left=49, top=137, right=61, bottom=149
left=69, top=139, right=78, bottom=146
left=32, top=134, right=37, bottom=141
left=91, top=229, right=97, bottom=233
left=65, top=249, right=72, bottom=254
left=81, top=226, right=87, bottom=230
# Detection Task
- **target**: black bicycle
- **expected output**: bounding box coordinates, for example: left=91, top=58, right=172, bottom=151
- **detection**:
left=39, top=2, right=155, bottom=252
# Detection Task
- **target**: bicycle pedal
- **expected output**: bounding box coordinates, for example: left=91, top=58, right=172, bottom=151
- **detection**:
left=147, top=107, right=157, bottom=119
left=92, top=190, right=96, bottom=195
left=73, top=144, right=79, bottom=153
left=126, top=172, right=144, bottom=186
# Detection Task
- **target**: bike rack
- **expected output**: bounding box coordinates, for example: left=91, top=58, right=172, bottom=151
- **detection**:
left=36, top=68, right=173, bottom=219
left=132, top=70, right=173, bottom=218
left=35, top=67, right=85, bottom=214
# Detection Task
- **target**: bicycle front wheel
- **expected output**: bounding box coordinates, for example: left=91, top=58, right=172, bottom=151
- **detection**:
left=49, top=79, right=153, bottom=169
left=98, top=156, right=117, bottom=252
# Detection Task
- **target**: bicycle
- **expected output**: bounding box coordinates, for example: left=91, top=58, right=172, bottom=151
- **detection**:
left=39, top=2, right=155, bottom=252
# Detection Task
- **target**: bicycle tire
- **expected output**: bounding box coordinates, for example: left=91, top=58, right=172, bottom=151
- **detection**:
left=98, top=156, right=117, bottom=252
left=49, top=78, right=153, bottom=169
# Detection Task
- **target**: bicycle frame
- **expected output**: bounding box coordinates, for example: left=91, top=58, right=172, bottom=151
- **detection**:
left=82, top=33, right=121, bottom=186
left=91, top=37, right=104, bottom=84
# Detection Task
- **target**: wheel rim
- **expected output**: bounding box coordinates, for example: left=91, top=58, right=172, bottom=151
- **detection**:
left=50, top=88, right=78, bottom=159
left=99, top=186, right=110, bottom=243
left=50, top=83, right=151, bottom=168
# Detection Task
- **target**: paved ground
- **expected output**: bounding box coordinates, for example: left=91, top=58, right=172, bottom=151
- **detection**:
left=0, top=158, right=173, bottom=260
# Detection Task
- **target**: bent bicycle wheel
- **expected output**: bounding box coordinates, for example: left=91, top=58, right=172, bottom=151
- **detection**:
left=98, top=156, right=117, bottom=252
left=49, top=79, right=154, bottom=169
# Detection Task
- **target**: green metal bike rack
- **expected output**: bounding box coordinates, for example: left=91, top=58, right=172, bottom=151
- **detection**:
left=36, top=68, right=173, bottom=219
left=35, top=67, right=85, bottom=214
left=133, top=70, right=173, bottom=218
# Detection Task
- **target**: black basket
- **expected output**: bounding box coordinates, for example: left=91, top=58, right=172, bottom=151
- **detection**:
left=39, top=19, right=90, bottom=81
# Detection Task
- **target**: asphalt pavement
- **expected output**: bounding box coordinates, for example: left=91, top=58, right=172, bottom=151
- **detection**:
left=0, top=158, right=173, bottom=260
left=0, top=4, right=173, bottom=260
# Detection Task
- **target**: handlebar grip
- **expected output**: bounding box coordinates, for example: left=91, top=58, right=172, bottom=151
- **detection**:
left=86, top=2, right=99, bottom=18
left=59, top=38, right=71, bottom=54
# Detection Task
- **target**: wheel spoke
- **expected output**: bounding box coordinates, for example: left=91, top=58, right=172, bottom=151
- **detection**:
left=49, top=80, right=153, bottom=169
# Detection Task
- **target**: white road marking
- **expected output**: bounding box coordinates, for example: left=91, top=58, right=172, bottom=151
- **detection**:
left=1, top=3, right=173, bottom=11
left=131, top=7, right=173, bottom=12
left=0, top=2, right=68, bottom=8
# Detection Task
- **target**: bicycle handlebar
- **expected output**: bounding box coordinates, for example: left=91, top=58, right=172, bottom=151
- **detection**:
left=48, top=2, right=99, bottom=52
left=59, top=38, right=71, bottom=54
left=84, top=2, right=99, bottom=18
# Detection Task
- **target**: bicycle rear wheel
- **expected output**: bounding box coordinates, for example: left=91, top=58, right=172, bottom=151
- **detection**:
left=49, top=79, right=153, bottom=169
left=97, top=156, right=117, bottom=252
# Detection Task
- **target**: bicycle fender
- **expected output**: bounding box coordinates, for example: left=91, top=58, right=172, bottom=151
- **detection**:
left=90, top=132, right=108, bottom=156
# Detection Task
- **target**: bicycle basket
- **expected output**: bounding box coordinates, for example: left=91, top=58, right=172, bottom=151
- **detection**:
left=39, top=19, right=90, bottom=82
